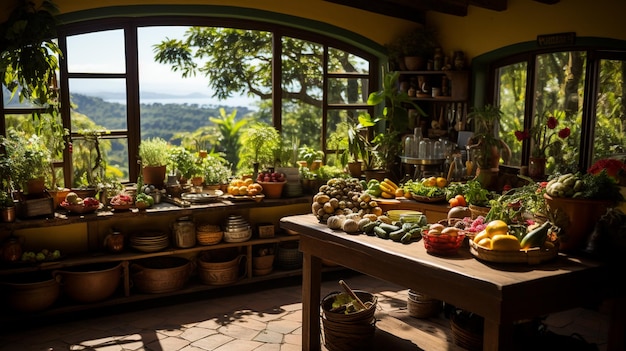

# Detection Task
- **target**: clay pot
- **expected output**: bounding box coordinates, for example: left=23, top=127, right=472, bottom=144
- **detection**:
left=1, top=272, right=60, bottom=312
left=53, top=262, right=123, bottom=303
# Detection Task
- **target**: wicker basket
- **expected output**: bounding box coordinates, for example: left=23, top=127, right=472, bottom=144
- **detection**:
left=469, top=204, right=490, bottom=219
left=321, top=290, right=378, bottom=351
left=196, top=224, right=224, bottom=245
left=407, top=290, right=442, bottom=318
left=276, top=241, right=302, bottom=269
left=131, top=256, right=191, bottom=294
left=450, top=311, right=483, bottom=351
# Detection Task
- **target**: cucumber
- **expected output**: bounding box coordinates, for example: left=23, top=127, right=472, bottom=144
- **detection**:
left=400, top=232, right=412, bottom=244
left=373, top=226, right=389, bottom=239
left=389, top=228, right=406, bottom=242
left=379, top=223, right=401, bottom=233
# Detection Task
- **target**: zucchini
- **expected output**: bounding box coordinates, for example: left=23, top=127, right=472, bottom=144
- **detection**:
left=400, top=232, right=413, bottom=244
left=520, top=221, right=552, bottom=249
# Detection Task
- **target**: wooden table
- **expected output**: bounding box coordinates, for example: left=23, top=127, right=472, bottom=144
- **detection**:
left=280, top=214, right=617, bottom=351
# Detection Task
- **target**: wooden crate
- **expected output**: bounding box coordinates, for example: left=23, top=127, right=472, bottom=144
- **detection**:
left=16, top=193, right=55, bottom=218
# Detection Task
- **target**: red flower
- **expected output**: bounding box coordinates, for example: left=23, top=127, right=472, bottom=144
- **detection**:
left=588, top=158, right=626, bottom=179
left=546, top=116, right=558, bottom=129
left=558, top=128, right=570, bottom=138
left=514, top=130, right=530, bottom=141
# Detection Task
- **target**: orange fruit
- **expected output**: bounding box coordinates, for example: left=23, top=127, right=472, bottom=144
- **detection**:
left=485, top=220, right=509, bottom=237
left=455, top=194, right=467, bottom=206
left=436, top=177, right=447, bottom=188
left=244, top=178, right=254, bottom=186
left=395, top=188, right=405, bottom=198
left=448, top=198, right=459, bottom=208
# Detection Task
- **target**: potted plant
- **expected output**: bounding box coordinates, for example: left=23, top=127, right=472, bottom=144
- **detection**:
left=390, top=27, right=438, bottom=71
left=201, top=154, right=232, bottom=187
left=342, top=115, right=373, bottom=178
left=139, top=137, right=171, bottom=187
left=466, top=104, right=511, bottom=189
left=238, top=123, right=281, bottom=176
left=362, top=71, right=425, bottom=181
left=0, top=130, right=52, bottom=194
left=168, top=146, right=200, bottom=185
left=0, top=189, right=16, bottom=223
left=298, top=146, right=324, bottom=171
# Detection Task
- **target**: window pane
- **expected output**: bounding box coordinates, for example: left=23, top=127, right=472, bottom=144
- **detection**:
left=328, top=48, right=369, bottom=74
left=533, top=52, right=585, bottom=173
left=496, top=62, right=527, bottom=166
left=327, top=78, right=369, bottom=104
left=66, top=30, right=126, bottom=74
left=594, top=58, right=626, bottom=162
left=69, top=78, right=128, bottom=130
left=72, top=134, right=129, bottom=186
left=282, top=37, right=323, bottom=153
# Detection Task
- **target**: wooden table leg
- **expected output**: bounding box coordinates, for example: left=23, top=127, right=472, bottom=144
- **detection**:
left=302, top=251, right=322, bottom=351
left=482, top=319, right=513, bottom=351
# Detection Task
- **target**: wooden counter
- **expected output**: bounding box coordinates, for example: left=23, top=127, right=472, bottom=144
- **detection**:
left=280, top=214, right=616, bottom=351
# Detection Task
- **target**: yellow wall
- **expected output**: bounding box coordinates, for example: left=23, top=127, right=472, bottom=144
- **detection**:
left=4, top=0, right=624, bottom=60
left=428, top=0, right=626, bottom=59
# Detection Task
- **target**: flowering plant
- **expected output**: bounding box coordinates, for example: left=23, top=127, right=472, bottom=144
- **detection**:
left=514, top=111, right=571, bottom=158
left=588, top=158, right=626, bottom=183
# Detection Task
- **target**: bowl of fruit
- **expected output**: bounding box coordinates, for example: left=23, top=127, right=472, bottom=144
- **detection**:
left=422, top=223, right=466, bottom=256
left=109, top=193, right=134, bottom=211
left=60, top=192, right=101, bottom=214
left=256, top=171, right=287, bottom=199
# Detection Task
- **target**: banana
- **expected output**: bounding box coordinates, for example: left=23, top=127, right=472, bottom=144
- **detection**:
left=380, top=191, right=395, bottom=199
left=382, top=178, right=398, bottom=190
left=378, top=182, right=395, bottom=194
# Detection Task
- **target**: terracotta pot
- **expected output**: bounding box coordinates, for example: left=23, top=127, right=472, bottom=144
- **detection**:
left=258, top=181, right=286, bottom=198
left=404, top=56, right=426, bottom=71
left=142, top=165, right=166, bottom=187
left=348, top=161, right=362, bottom=178
left=543, top=193, right=615, bottom=253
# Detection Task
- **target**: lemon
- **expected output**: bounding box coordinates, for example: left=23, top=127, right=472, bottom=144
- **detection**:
left=485, top=220, right=509, bottom=237
left=436, top=177, right=447, bottom=188
left=477, top=237, right=492, bottom=249
left=491, top=234, right=521, bottom=251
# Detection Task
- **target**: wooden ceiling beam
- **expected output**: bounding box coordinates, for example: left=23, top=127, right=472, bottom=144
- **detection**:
left=323, top=0, right=426, bottom=24
left=470, top=0, right=508, bottom=12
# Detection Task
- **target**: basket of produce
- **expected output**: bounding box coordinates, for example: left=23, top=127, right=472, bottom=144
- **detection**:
left=422, top=224, right=465, bottom=256
left=469, top=220, right=558, bottom=264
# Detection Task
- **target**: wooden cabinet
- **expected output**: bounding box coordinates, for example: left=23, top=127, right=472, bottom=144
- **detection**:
left=0, top=197, right=320, bottom=322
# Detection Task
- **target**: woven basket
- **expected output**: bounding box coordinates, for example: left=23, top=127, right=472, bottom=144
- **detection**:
left=321, top=290, right=377, bottom=351
left=407, top=290, right=442, bottom=318
left=196, top=224, right=223, bottom=245
left=450, top=311, right=483, bottom=351
left=276, top=242, right=302, bottom=269
left=469, top=204, right=490, bottom=219
left=131, top=256, right=191, bottom=294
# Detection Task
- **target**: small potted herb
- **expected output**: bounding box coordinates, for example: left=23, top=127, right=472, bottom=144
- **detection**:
left=139, top=137, right=170, bottom=187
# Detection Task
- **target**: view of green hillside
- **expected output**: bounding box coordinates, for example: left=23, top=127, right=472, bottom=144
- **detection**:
left=70, top=93, right=255, bottom=143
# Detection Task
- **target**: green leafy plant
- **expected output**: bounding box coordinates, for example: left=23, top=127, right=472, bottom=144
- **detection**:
left=168, top=146, right=200, bottom=180
left=201, top=154, right=232, bottom=185
left=238, top=123, right=281, bottom=170
left=0, top=190, right=15, bottom=209
left=139, top=137, right=170, bottom=167
left=0, top=130, right=52, bottom=191
left=466, top=104, right=511, bottom=170
left=361, top=72, right=425, bottom=172
left=298, top=146, right=324, bottom=168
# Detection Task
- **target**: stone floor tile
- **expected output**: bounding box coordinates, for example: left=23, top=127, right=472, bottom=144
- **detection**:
left=145, top=335, right=190, bottom=350
left=265, top=319, right=301, bottom=334
left=217, top=323, right=261, bottom=340
left=253, top=328, right=284, bottom=343
left=213, top=339, right=264, bottom=351
left=179, top=327, right=218, bottom=342
left=190, top=332, right=233, bottom=349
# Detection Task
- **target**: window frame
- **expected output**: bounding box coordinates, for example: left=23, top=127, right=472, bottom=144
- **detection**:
left=474, top=38, right=626, bottom=173
left=39, top=13, right=382, bottom=185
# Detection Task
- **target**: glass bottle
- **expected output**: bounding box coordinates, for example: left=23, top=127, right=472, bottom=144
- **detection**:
left=433, top=139, right=443, bottom=159
left=403, top=134, right=417, bottom=158
left=418, top=138, right=429, bottom=159
left=451, top=153, right=465, bottom=182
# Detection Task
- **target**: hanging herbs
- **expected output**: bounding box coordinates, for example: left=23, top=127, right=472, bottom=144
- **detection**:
left=0, top=0, right=61, bottom=105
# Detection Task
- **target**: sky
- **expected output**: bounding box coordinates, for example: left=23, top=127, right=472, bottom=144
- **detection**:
left=66, top=26, right=257, bottom=107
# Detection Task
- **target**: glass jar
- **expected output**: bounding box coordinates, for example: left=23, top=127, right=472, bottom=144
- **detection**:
left=172, top=216, right=196, bottom=248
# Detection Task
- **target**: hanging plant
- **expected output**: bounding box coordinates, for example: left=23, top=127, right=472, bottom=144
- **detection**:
left=0, top=0, right=62, bottom=105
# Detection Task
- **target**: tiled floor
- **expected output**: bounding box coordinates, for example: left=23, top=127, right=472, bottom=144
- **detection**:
left=0, top=270, right=611, bottom=351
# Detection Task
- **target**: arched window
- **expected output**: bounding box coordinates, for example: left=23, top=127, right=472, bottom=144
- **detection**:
left=2, top=8, right=382, bottom=188
left=474, top=37, right=626, bottom=176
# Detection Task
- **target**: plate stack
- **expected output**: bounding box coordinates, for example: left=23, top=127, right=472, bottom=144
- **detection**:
left=130, top=231, right=170, bottom=252
left=277, top=167, right=302, bottom=197
left=223, top=215, right=252, bottom=242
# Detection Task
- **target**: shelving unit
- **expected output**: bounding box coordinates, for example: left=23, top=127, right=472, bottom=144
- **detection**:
left=0, top=196, right=323, bottom=323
